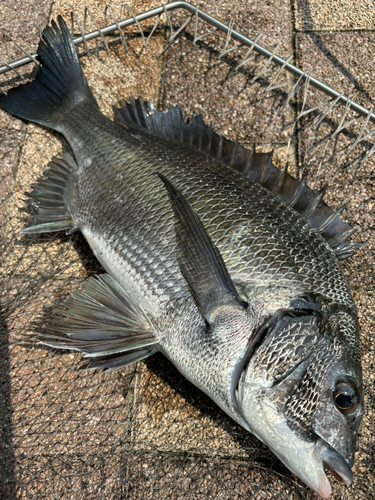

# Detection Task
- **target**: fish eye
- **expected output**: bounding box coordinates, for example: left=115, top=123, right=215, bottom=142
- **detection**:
left=333, top=381, right=359, bottom=414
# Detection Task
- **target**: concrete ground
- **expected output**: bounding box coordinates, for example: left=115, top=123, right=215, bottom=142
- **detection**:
left=0, top=1, right=374, bottom=499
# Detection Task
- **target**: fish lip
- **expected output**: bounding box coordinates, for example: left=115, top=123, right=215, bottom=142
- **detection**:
left=310, top=438, right=353, bottom=498
left=320, top=442, right=353, bottom=487
left=267, top=437, right=351, bottom=499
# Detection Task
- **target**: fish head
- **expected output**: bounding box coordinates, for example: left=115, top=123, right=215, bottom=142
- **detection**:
left=235, top=304, right=363, bottom=498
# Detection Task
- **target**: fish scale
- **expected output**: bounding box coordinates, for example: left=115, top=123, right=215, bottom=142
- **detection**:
left=66, top=112, right=305, bottom=303
left=65, top=111, right=360, bottom=426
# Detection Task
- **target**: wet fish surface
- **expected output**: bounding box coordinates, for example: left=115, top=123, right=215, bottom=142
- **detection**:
left=0, top=17, right=364, bottom=498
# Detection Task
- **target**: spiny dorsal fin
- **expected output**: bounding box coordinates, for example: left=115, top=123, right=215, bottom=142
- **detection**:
left=114, top=97, right=364, bottom=260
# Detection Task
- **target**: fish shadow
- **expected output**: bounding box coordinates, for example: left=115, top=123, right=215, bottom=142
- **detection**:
left=0, top=305, right=17, bottom=499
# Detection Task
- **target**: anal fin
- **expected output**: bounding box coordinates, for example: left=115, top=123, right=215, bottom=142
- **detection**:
left=39, top=274, right=159, bottom=370
left=80, top=347, right=158, bottom=371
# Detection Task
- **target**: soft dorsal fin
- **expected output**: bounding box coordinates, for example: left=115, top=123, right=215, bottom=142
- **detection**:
left=114, top=98, right=364, bottom=260
left=21, top=153, right=77, bottom=234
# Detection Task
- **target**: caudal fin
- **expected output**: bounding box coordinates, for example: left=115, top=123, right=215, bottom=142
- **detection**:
left=0, top=16, right=98, bottom=131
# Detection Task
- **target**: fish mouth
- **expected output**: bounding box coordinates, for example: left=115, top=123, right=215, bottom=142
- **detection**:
left=264, top=436, right=353, bottom=499
left=322, top=449, right=353, bottom=485
left=314, top=440, right=353, bottom=498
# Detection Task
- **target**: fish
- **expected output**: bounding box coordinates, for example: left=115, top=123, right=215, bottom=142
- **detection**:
left=0, top=16, right=364, bottom=498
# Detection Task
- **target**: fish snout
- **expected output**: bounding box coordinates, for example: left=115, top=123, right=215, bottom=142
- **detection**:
left=314, top=438, right=353, bottom=498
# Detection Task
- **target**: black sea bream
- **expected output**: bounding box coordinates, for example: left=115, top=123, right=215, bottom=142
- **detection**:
left=0, top=17, right=364, bottom=498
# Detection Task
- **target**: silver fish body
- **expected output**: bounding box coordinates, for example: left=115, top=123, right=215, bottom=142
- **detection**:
left=0, top=17, right=363, bottom=499
left=67, top=106, right=363, bottom=497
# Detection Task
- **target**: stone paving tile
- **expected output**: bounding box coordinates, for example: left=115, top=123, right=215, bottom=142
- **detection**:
left=122, top=453, right=307, bottom=500
left=0, top=0, right=51, bottom=56
left=0, top=277, right=133, bottom=499
left=130, top=354, right=272, bottom=460
left=1, top=11, right=164, bottom=279
left=0, top=116, right=25, bottom=228
left=0, top=2, right=164, bottom=499
left=294, top=28, right=375, bottom=497
left=351, top=289, right=375, bottom=499
left=294, top=0, right=375, bottom=32
left=295, top=114, right=375, bottom=289
left=51, top=0, right=165, bottom=49
left=161, top=36, right=295, bottom=148
left=0, top=0, right=51, bottom=230
left=127, top=291, right=374, bottom=499
left=184, top=0, right=294, bottom=55
left=295, top=31, right=375, bottom=109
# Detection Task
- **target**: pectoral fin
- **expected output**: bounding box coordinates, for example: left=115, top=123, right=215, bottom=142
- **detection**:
left=39, top=274, right=158, bottom=369
left=158, top=173, right=244, bottom=322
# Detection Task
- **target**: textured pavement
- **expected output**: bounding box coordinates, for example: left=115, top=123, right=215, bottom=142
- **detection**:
left=0, top=1, right=374, bottom=499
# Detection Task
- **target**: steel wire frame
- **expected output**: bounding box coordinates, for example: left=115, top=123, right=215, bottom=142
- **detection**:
left=0, top=1, right=374, bottom=124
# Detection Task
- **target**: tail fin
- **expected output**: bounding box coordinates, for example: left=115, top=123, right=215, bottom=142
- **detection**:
left=0, top=16, right=98, bottom=131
